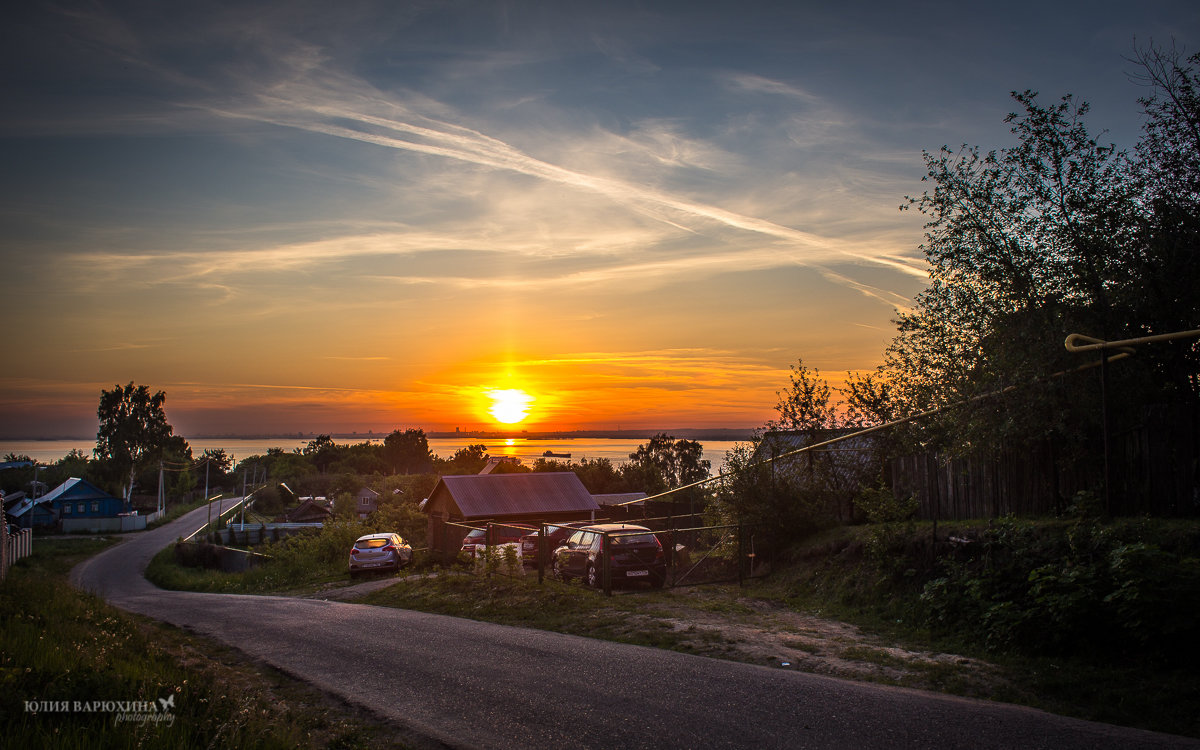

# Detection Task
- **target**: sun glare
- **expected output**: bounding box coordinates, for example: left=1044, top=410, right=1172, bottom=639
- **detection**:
left=487, top=388, right=534, bottom=424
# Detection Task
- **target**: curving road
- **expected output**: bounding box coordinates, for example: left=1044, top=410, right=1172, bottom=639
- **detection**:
left=72, top=499, right=1197, bottom=749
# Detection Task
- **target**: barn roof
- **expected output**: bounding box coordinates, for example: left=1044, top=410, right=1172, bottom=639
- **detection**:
left=431, top=472, right=599, bottom=519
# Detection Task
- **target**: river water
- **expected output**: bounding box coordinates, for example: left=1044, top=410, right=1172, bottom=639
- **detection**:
left=0, top=436, right=743, bottom=472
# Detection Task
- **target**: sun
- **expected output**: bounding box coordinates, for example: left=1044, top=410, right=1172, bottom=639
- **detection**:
left=486, top=388, right=534, bottom=424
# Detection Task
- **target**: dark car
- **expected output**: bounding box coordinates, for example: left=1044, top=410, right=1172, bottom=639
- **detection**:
left=460, top=524, right=536, bottom=557
left=552, top=523, right=666, bottom=589
left=349, top=532, right=412, bottom=579
left=518, top=521, right=590, bottom=567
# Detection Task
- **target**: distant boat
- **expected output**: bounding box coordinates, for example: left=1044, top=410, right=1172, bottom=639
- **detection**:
left=542, top=451, right=572, bottom=458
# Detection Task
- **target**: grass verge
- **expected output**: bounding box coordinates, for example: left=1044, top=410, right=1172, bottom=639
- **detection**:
left=1, top=538, right=411, bottom=749
left=145, top=518, right=1200, bottom=739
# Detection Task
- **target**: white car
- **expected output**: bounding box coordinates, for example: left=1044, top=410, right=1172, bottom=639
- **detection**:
left=349, top=532, right=412, bottom=579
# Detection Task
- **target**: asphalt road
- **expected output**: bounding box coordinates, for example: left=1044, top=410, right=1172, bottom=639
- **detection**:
left=71, top=499, right=1198, bottom=749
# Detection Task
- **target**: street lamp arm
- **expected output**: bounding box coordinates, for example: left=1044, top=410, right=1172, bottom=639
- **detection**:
left=1065, top=328, right=1200, bottom=353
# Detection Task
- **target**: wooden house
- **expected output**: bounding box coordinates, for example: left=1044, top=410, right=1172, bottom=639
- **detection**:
left=354, top=486, right=380, bottom=519
left=423, top=472, right=600, bottom=559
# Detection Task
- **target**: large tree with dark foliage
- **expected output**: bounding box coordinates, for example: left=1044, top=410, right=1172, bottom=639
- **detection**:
left=383, top=428, right=434, bottom=474
left=95, top=382, right=186, bottom=500
left=872, top=45, right=1200, bottom=464
left=622, top=434, right=711, bottom=495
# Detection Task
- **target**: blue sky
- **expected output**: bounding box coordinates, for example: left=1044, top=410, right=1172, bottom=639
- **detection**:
left=1, top=0, right=1195, bottom=438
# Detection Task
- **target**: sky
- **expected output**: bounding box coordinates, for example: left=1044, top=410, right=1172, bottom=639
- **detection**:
left=1, top=0, right=1195, bottom=439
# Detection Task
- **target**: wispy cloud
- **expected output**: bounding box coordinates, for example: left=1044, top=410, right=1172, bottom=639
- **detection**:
left=201, top=73, right=927, bottom=281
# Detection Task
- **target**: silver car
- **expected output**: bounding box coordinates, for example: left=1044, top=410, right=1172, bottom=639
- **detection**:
left=349, top=532, right=412, bottom=578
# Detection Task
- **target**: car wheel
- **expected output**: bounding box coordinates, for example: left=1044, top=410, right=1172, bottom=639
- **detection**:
left=650, top=574, right=665, bottom=589
left=349, top=570, right=359, bottom=580
left=585, top=564, right=598, bottom=589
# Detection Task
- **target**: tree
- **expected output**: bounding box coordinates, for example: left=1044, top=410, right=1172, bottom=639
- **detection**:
left=383, top=428, right=434, bottom=474
left=433, top=444, right=489, bottom=475
left=881, top=46, right=1200, bottom=461
left=533, top=456, right=628, bottom=493
left=95, top=383, right=186, bottom=501
left=622, top=434, right=711, bottom=495
left=768, top=359, right=839, bottom=431
left=200, top=448, right=233, bottom=479
left=302, top=435, right=339, bottom=473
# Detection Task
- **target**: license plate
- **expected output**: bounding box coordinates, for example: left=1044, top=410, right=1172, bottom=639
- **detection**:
left=626, top=569, right=649, bottom=577
left=364, top=562, right=385, bottom=568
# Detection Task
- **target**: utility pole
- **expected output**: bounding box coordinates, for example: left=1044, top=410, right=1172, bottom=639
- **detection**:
left=240, top=469, right=247, bottom=532
left=204, top=458, right=212, bottom=530
left=157, top=462, right=165, bottom=515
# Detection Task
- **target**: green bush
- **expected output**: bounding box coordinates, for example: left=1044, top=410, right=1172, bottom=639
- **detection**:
left=917, top=517, right=1200, bottom=662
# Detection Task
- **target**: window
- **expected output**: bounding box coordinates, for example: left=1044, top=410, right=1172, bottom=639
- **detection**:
left=77, top=503, right=85, bottom=514
left=91, top=501, right=99, bottom=512
left=360, top=497, right=370, bottom=506
left=63, top=504, right=72, bottom=515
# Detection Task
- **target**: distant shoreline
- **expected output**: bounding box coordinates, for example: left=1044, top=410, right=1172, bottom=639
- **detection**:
left=1, top=428, right=758, bottom=443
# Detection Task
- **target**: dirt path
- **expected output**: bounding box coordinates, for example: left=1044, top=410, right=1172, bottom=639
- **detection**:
left=648, top=590, right=1011, bottom=698
left=300, top=573, right=1014, bottom=701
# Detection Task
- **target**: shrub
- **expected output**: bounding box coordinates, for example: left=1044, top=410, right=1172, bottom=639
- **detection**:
left=917, top=517, right=1200, bottom=662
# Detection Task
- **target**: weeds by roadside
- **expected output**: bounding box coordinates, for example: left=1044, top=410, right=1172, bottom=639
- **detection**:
left=0, top=538, right=409, bottom=749
left=144, top=513, right=1200, bottom=739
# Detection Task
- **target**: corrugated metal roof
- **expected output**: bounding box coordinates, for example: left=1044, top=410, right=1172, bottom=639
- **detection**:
left=434, top=472, right=599, bottom=519
left=37, top=477, right=84, bottom=505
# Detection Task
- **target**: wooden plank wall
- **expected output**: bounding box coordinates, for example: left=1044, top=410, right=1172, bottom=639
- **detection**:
left=891, top=407, right=1198, bottom=519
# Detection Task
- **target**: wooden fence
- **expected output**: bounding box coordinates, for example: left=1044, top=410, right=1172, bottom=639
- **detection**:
left=891, top=407, right=1198, bottom=520
left=2, top=527, right=33, bottom=579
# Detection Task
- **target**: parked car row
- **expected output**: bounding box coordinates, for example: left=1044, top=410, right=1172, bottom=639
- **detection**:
left=462, top=522, right=667, bottom=589
left=346, top=522, right=667, bottom=589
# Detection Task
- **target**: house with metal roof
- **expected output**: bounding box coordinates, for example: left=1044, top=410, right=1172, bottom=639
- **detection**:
left=423, top=472, right=600, bottom=558
left=11, top=477, right=126, bottom=531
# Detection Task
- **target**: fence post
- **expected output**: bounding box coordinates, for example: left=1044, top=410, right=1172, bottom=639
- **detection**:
left=669, top=527, right=677, bottom=587
left=537, top=525, right=545, bottom=584
left=602, top=531, right=612, bottom=596
left=485, top=523, right=493, bottom=579
left=737, top=523, right=744, bottom=587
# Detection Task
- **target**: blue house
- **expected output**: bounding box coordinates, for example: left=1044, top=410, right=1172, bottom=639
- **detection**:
left=9, top=494, right=59, bottom=530
left=11, top=478, right=125, bottom=530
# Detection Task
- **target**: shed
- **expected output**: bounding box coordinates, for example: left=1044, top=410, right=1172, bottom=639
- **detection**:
left=753, top=429, right=883, bottom=523
left=424, top=472, right=600, bottom=558
left=277, top=497, right=333, bottom=523
left=354, top=486, right=380, bottom=519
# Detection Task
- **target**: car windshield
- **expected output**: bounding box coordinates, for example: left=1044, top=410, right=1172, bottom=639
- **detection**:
left=356, top=538, right=389, bottom=549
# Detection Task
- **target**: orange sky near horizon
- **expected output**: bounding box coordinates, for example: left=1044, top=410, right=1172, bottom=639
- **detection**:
left=0, top=349, right=879, bottom=437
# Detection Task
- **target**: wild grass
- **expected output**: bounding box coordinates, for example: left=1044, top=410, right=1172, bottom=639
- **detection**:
left=0, top=538, right=408, bottom=749
left=753, top=518, right=1200, bottom=738
left=145, top=514, right=1200, bottom=739
left=145, top=520, right=376, bottom=594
